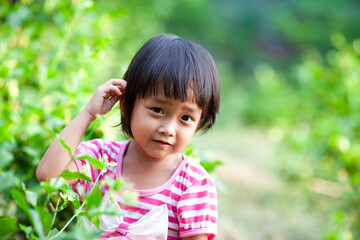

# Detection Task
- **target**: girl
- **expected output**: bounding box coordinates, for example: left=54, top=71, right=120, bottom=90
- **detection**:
left=37, top=34, right=220, bottom=240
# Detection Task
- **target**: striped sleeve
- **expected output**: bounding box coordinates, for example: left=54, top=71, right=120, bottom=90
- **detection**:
left=177, top=176, right=218, bottom=240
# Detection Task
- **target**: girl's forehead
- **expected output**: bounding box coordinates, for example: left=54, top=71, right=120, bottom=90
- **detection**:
left=143, top=84, right=198, bottom=103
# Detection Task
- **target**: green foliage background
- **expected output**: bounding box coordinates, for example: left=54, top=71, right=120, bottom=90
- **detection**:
left=1, top=0, right=360, bottom=239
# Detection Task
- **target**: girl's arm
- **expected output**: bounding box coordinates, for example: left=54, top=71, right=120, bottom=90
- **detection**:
left=36, top=79, right=126, bottom=184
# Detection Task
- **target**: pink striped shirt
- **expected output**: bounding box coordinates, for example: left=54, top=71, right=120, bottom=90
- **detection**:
left=72, top=139, right=217, bottom=239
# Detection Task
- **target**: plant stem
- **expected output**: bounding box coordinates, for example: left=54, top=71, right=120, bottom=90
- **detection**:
left=49, top=170, right=103, bottom=240
left=51, top=197, right=61, bottom=229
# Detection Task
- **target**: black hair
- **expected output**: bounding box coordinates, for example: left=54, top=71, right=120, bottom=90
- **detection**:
left=121, top=33, right=219, bottom=137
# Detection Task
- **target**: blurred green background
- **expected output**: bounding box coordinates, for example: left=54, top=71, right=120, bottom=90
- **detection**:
left=1, top=0, right=360, bottom=239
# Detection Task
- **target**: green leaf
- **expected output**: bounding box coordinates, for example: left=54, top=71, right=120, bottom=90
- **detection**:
left=50, top=177, right=68, bottom=189
left=56, top=135, right=73, bottom=156
left=111, top=178, right=126, bottom=191
left=59, top=169, right=92, bottom=183
left=77, top=155, right=104, bottom=169
left=0, top=142, right=14, bottom=169
left=0, top=171, right=17, bottom=194
left=41, top=178, right=69, bottom=195
left=86, top=187, right=102, bottom=211
left=19, top=224, right=32, bottom=238
left=57, top=201, right=68, bottom=212
left=71, top=196, right=81, bottom=210
left=200, top=159, right=223, bottom=173
left=29, top=208, right=45, bottom=239
left=88, top=214, right=100, bottom=227
left=9, top=188, right=30, bottom=215
left=34, top=206, right=52, bottom=234
left=25, top=190, right=37, bottom=207
left=0, top=216, right=18, bottom=237
left=47, top=228, right=59, bottom=239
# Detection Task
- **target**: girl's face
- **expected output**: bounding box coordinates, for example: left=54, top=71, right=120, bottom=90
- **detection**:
left=130, top=87, right=202, bottom=161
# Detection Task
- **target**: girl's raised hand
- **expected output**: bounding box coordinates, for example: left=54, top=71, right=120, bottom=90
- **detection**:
left=84, top=79, right=126, bottom=119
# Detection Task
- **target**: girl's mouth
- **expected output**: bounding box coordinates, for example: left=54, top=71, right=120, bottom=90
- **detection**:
left=153, top=140, right=171, bottom=146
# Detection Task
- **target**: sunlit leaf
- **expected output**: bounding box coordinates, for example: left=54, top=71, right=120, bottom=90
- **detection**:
left=59, top=169, right=92, bottom=183
left=56, top=135, right=73, bottom=156
left=200, top=159, right=223, bottom=173
left=77, top=155, right=104, bottom=169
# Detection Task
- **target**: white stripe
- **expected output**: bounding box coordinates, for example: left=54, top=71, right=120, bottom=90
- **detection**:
left=168, top=221, right=179, bottom=231
left=168, top=182, right=186, bottom=196
left=104, top=140, right=121, bottom=152
left=180, top=208, right=217, bottom=219
left=168, top=229, right=179, bottom=238
left=104, top=142, right=121, bottom=157
left=181, top=221, right=217, bottom=231
left=178, top=197, right=217, bottom=208
left=107, top=151, right=119, bottom=161
left=184, top=166, right=207, bottom=181
left=89, top=139, right=104, bottom=150
left=83, top=142, right=100, bottom=158
left=122, top=209, right=143, bottom=220
left=181, top=184, right=216, bottom=195
left=175, top=175, right=194, bottom=188
left=106, top=166, right=116, bottom=174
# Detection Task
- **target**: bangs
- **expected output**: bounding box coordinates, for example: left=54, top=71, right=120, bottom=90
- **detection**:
left=131, top=36, right=215, bottom=109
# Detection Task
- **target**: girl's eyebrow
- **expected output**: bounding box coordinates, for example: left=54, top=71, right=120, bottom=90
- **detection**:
left=182, top=106, right=202, bottom=115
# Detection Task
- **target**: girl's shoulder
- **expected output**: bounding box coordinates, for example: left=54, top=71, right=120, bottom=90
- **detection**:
left=178, top=155, right=215, bottom=187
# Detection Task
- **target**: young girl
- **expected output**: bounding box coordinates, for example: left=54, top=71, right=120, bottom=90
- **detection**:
left=37, top=34, right=220, bottom=240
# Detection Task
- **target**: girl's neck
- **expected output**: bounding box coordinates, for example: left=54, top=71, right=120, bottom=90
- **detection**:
left=122, top=140, right=183, bottom=190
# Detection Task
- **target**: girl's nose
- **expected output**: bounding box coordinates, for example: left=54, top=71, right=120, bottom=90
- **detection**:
left=158, top=120, right=176, bottom=137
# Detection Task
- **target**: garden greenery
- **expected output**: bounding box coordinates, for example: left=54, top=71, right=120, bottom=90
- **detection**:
left=0, top=1, right=221, bottom=238
left=1, top=0, right=360, bottom=239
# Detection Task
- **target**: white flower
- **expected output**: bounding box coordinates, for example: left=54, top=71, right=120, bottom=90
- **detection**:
left=82, top=165, right=89, bottom=175
left=106, top=161, right=117, bottom=168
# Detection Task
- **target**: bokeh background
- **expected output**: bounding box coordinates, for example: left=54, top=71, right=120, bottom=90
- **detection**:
left=1, top=0, right=360, bottom=239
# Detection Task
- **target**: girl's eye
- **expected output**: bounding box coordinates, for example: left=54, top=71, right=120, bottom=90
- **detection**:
left=151, top=108, right=164, bottom=114
left=181, top=115, right=193, bottom=122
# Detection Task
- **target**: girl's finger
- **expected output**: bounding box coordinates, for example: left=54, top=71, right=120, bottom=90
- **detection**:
left=105, top=86, right=122, bottom=97
left=112, top=79, right=127, bottom=89
left=108, top=79, right=127, bottom=89
left=108, top=94, right=121, bottom=106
